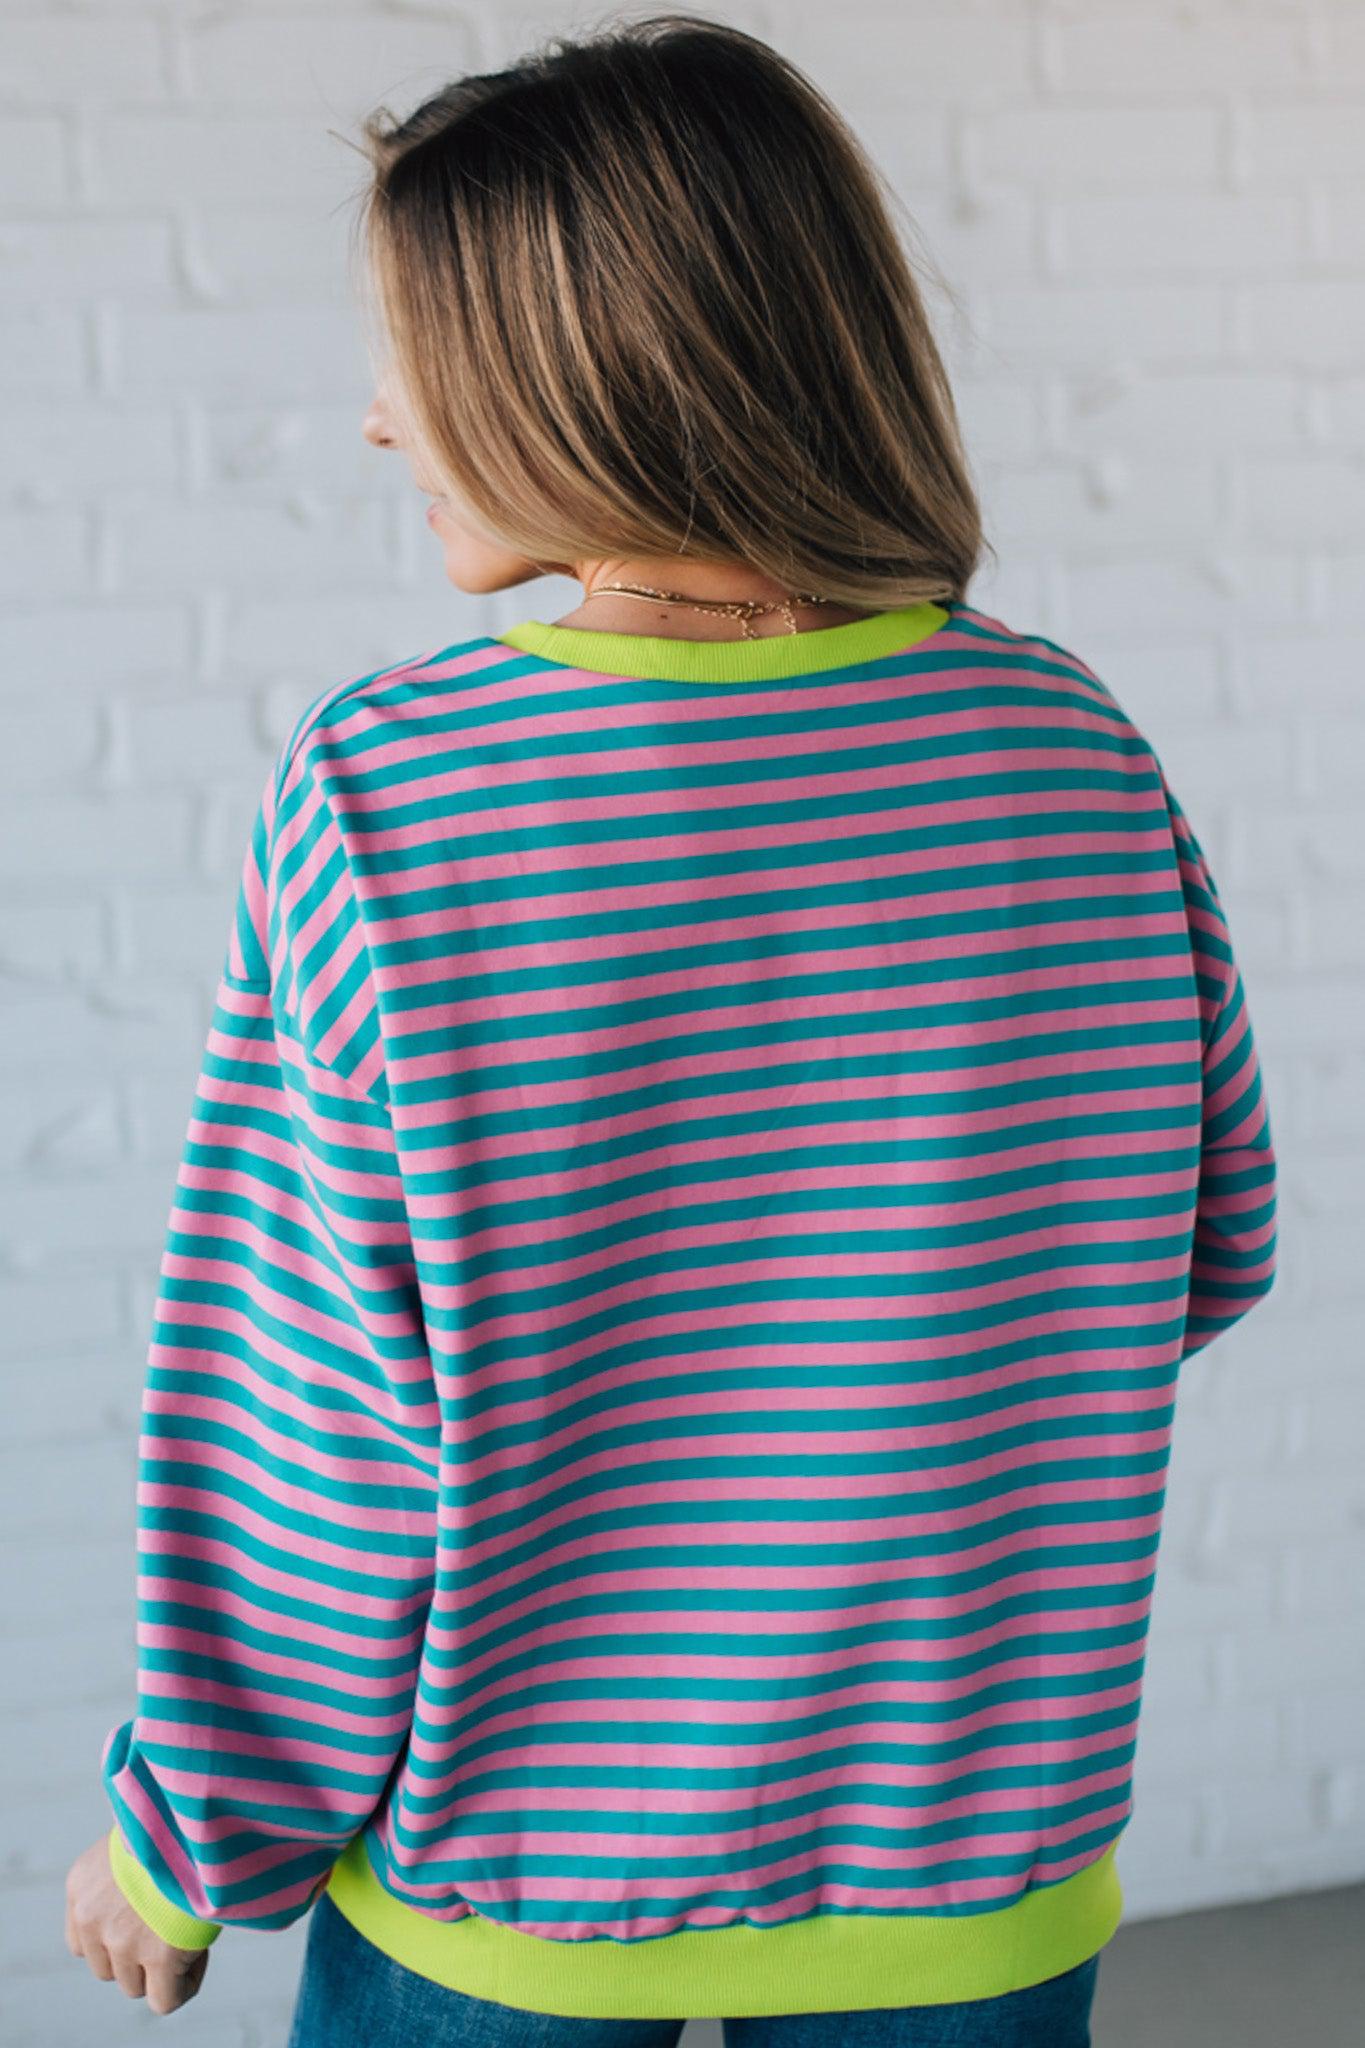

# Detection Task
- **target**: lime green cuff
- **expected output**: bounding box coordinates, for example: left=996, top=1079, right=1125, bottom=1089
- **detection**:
left=107, top=1823, right=222, bottom=1950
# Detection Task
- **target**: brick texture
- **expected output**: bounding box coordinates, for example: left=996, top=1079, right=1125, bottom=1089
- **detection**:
left=2, top=4, right=1360, bottom=2042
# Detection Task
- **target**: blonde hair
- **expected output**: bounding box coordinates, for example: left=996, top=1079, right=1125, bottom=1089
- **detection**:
left=354, top=11, right=988, bottom=608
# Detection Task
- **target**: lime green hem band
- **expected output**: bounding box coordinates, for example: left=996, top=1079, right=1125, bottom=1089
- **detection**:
left=106, top=1823, right=222, bottom=1951
left=493, top=601, right=952, bottom=684
left=322, top=1831, right=1123, bottom=2020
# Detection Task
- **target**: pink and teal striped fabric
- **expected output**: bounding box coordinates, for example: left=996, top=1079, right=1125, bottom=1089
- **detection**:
left=102, top=599, right=1277, bottom=1951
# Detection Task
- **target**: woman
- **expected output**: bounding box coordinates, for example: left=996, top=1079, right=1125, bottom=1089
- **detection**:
left=67, top=14, right=1277, bottom=2046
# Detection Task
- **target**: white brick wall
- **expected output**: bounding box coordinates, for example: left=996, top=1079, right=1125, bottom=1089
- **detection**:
left=2, top=2, right=1361, bottom=2040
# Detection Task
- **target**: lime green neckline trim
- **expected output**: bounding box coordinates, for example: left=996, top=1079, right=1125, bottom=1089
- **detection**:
left=493, top=600, right=953, bottom=684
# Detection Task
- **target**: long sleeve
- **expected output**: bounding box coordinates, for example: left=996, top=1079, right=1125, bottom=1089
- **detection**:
left=1164, top=777, right=1279, bottom=1358
left=101, top=731, right=440, bottom=1940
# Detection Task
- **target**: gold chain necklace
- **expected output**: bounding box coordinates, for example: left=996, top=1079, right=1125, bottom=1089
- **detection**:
left=583, top=580, right=842, bottom=641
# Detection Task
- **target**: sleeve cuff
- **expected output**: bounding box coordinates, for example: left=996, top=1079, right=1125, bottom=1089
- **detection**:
left=106, top=1823, right=223, bottom=1950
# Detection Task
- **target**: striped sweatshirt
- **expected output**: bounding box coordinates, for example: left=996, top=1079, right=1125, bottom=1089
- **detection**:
left=102, top=598, right=1278, bottom=2020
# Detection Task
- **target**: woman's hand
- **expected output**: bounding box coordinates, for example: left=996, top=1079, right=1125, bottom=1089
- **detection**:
left=65, top=1833, right=212, bottom=2017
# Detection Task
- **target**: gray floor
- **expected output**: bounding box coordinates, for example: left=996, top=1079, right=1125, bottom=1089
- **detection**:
left=674, top=1880, right=1365, bottom=2047
left=1089, top=1879, right=1365, bottom=2048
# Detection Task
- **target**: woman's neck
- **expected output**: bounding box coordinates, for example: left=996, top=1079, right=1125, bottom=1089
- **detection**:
left=553, top=557, right=873, bottom=640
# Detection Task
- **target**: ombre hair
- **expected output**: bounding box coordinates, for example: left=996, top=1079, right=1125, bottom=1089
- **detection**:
left=353, top=11, right=989, bottom=609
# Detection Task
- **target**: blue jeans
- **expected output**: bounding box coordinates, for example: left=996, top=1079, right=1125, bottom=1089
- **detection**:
left=285, top=1889, right=1101, bottom=2047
